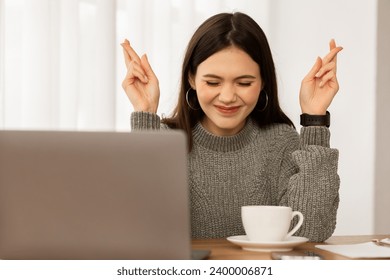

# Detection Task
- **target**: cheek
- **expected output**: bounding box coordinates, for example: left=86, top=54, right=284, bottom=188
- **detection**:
left=242, top=87, right=261, bottom=105
left=195, top=85, right=216, bottom=105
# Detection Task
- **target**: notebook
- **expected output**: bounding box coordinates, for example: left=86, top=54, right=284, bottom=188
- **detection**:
left=0, top=130, right=204, bottom=260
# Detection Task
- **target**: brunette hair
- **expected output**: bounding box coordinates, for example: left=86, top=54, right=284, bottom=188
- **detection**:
left=162, top=12, right=294, bottom=150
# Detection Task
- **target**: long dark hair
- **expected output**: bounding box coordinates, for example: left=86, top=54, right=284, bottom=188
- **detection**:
left=163, top=12, right=294, bottom=150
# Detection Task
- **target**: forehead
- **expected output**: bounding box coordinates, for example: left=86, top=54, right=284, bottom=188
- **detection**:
left=196, top=46, right=260, bottom=77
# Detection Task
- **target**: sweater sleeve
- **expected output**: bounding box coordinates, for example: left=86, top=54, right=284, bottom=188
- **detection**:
left=130, top=111, right=162, bottom=130
left=276, top=126, right=340, bottom=242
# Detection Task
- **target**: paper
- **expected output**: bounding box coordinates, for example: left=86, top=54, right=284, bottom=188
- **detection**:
left=380, top=238, right=390, bottom=245
left=316, top=242, right=390, bottom=259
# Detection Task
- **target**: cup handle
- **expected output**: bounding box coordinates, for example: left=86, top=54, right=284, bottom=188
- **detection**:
left=285, top=211, right=304, bottom=239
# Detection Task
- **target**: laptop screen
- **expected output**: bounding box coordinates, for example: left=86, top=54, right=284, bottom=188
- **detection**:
left=0, top=130, right=191, bottom=259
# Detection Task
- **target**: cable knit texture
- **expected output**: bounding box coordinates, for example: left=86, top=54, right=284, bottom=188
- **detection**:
left=130, top=112, right=340, bottom=242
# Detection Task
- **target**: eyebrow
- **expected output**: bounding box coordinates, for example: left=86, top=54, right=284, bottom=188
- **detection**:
left=202, top=74, right=257, bottom=80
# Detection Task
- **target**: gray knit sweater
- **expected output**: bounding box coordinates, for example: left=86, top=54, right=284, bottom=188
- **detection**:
left=131, top=112, right=340, bottom=242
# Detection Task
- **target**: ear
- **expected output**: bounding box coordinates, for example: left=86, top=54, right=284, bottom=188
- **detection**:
left=188, top=74, right=196, bottom=89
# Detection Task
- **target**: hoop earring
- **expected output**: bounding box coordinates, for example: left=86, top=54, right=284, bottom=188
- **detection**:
left=257, top=90, right=269, bottom=112
left=186, top=88, right=200, bottom=110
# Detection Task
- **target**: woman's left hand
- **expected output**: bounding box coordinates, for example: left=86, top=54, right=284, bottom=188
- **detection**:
left=300, top=39, right=343, bottom=115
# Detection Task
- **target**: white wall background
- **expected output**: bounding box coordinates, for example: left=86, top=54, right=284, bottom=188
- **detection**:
left=1, top=0, right=389, bottom=236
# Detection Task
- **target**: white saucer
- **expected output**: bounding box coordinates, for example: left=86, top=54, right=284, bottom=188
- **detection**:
left=226, top=235, right=309, bottom=252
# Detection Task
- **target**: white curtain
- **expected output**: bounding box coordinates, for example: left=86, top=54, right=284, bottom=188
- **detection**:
left=0, top=0, right=269, bottom=131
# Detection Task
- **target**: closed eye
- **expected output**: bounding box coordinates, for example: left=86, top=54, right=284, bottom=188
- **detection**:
left=205, top=81, right=220, bottom=87
left=238, top=82, right=253, bottom=87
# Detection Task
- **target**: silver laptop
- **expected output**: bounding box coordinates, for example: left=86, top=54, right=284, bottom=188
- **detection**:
left=0, top=130, right=195, bottom=260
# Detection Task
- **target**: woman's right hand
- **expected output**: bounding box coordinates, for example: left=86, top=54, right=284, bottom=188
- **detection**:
left=121, top=39, right=160, bottom=113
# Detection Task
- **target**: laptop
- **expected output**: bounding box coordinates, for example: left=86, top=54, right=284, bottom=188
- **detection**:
left=0, top=130, right=207, bottom=260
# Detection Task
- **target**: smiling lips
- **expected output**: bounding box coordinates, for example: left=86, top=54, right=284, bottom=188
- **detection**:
left=214, top=105, right=240, bottom=114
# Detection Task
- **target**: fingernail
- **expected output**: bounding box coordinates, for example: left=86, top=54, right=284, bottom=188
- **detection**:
left=144, top=76, right=148, bottom=82
left=315, top=72, right=321, bottom=78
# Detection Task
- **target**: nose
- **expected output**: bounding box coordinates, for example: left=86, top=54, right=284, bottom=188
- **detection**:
left=218, top=84, right=237, bottom=104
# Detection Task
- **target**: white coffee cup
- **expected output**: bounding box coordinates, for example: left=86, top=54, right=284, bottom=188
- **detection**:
left=241, top=205, right=304, bottom=242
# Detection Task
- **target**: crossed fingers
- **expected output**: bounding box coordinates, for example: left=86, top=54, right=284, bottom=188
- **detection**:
left=121, top=39, right=148, bottom=84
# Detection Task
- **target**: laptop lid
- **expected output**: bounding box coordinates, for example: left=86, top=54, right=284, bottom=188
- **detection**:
left=0, top=130, right=191, bottom=260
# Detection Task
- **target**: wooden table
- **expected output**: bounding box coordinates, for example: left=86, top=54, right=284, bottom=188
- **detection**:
left=192, top=234, right=390, bottom=260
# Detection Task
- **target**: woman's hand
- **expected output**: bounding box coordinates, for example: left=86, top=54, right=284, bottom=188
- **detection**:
left=121, top=39, right=160, bottom=113
left=300, top=39, right=343, bottom=115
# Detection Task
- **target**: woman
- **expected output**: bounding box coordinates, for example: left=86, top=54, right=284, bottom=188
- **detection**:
left=121, top=12, right=342, bottom=242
